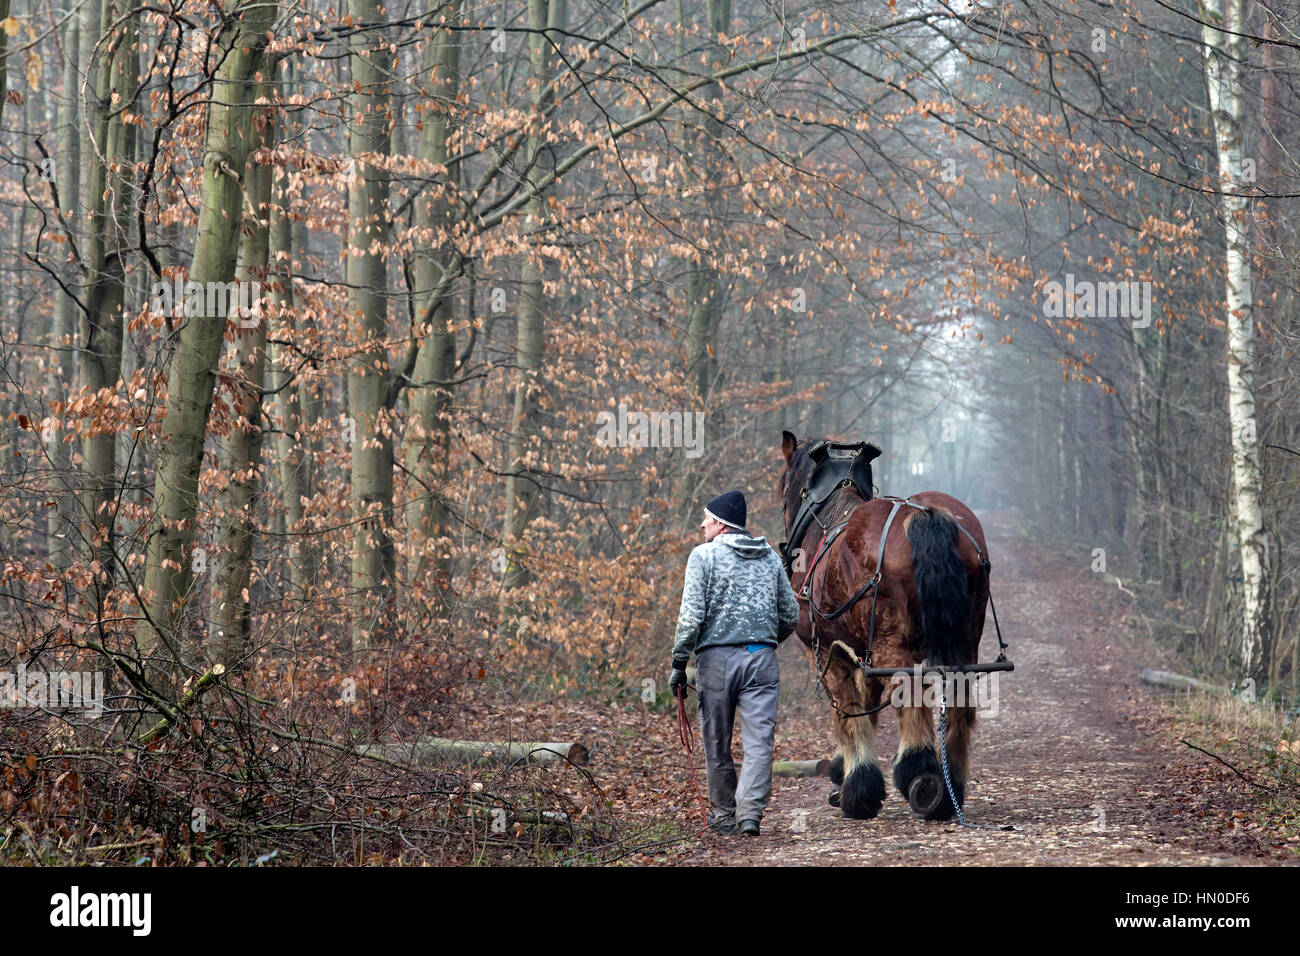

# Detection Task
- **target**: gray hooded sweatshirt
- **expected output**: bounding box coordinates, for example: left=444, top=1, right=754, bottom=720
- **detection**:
left=672, top=531, right=801, bottom=666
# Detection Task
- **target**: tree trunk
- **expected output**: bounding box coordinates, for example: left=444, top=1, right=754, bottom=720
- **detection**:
left=268, top=146, right=311, bottom=597
left=208, top=92, right=277, bottom=668
left=0, top=0, right=9, bottom=131
left=773, top=759, right=833, bottom=778
left=345, top=0, right=396, bottom=651
left=1124, top=319, right=1156, bottom=578
left=684, top=0, right=731, bottom=407
left=46, top=10, right=80, bottom=569
left=1200, top=0, right=1271, bottom=678
left=676, top=0, right=732, bottom=516
left=500, top=0, right=566, bottom=596
left=1139, top=669, right=1231, bottom=697
left=405, top=4, right=464, bottom=591
left=80, top=0, right=135, bottom=598
left=136, top=0, right=276, bottom=672
left=268, top=111, right=317, bottom=598
left=357, top=737, right=589, bottom=768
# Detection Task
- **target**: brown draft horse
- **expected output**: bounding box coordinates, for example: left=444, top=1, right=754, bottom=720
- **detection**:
left=779, top=431, right=990, bottom=821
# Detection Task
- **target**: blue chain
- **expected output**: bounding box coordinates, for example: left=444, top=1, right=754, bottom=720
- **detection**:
left=937, top=692, right=969, bottom=827
left=937, top=689, right=1011, bottom=831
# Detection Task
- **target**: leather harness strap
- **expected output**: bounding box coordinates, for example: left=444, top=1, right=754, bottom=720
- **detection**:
left=802, top=495, right=925, bottom=681
left=948, top=513, right=1010, bottom=661
left=809, top=496, right=924, bottom=622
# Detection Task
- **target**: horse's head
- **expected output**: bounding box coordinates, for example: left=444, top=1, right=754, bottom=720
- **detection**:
left=779, top=430, right=818, bottom=534
left=778, top=430, right=883, bottom=534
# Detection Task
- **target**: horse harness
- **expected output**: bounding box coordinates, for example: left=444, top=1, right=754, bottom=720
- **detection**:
left=780, top=439, right=881, bottom=578
left=781, top=444, right=1009, bottom=721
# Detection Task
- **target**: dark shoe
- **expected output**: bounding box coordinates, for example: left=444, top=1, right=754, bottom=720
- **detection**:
left=708, top=819, right=737, bottom=835
left=739, top=819, right=760, bottom=837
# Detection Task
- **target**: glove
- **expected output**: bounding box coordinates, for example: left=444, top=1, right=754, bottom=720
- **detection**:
left=669, top=664, right=687, bottom=697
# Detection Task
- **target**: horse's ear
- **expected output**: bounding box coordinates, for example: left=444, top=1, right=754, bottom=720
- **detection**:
left=781, top=430, right=798, bottom=464
left=864, top=442, right=883, bottom=463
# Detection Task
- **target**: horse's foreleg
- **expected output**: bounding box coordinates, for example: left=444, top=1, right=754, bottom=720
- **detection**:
left=824, top=657, right=885, bottom=819
left=829, top=752, right=844, bottom=786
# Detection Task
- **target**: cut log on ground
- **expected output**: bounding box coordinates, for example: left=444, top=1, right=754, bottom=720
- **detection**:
left=773, top=759, right=832, bottom=778
left=1139, top=669, right=1230, bottom=697
left=356, top=737, right=589, bottom=767
left=468, top=806, right=570, bottom=826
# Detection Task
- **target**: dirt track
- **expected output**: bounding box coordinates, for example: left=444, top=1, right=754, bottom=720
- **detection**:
left=658, top=513, right=1295, bottom=866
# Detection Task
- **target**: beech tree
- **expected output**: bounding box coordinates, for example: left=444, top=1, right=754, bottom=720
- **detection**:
left=136, top=0, right=277, bottom=672
left=208, top=84, right=277, bottom=667
left=499, top=0, right=567, bottom=597
left=343, top=0, right=397, bottom=651
left=79, top=0, right=135, bottom=608
left=404, top=2, right=466, bottom=593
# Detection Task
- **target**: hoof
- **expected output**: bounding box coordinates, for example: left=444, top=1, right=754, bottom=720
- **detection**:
left=839, top=762, right=886, bottom=820
left=827, top=787, right=841, bottom=808
left=829, top=754, right=845, bottom=785
left=893, top=747, right=941, bottom=798
left=894, top=748, right=963, bottom=820
left=907, top=773, right=944, bottom=817
left=926, top=778, right=965, bottom=821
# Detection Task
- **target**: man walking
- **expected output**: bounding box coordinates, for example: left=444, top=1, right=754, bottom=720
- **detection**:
left=670, top=490, right=801, bottom=836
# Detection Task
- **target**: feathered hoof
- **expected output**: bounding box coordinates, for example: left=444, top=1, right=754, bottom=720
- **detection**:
left=838, top=763, right=885, bottom=819
left=925, top=778, right=965, bottom=821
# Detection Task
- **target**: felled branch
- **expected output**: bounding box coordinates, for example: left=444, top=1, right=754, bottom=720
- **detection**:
left=356, top=737, right=590, bottom=768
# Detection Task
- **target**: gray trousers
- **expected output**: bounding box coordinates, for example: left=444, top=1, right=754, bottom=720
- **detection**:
left=696, top=644, right=779, bottom=825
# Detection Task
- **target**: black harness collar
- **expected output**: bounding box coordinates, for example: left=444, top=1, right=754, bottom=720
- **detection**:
left=780, top=440, right=881, bottom=575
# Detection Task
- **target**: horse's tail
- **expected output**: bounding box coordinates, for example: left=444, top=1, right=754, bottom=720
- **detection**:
left=905, top=505, right=968, bottom=666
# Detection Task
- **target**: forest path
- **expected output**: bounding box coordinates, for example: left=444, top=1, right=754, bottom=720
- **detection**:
left=666, top=512, right=1282, bottom=866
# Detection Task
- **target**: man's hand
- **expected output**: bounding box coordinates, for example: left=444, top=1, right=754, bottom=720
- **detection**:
left=669, top=664, right=687, bottom=697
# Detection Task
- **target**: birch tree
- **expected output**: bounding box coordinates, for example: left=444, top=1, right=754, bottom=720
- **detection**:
left=1199, top=0, right=1271, bottom=677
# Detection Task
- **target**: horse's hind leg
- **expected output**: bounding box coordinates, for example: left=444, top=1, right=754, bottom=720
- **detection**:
left=894, top=702, right=947, bottom=820
left=932, top=705, right=977, bottom=821
left=894, top=698, right=975, bottom=821
left=824, top=654, right=885, bottom=819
